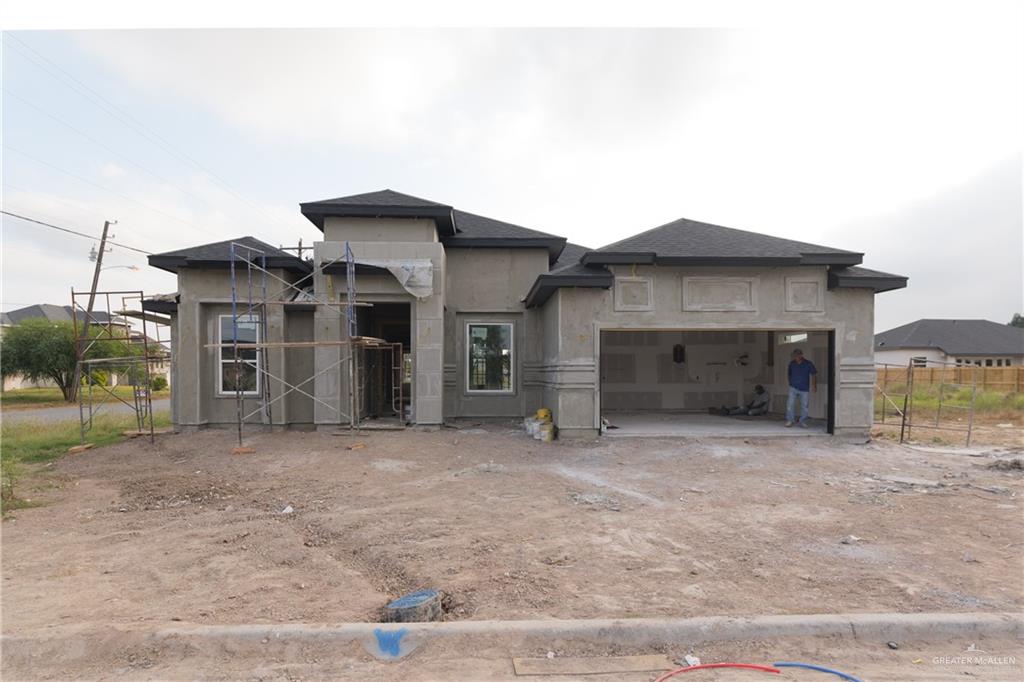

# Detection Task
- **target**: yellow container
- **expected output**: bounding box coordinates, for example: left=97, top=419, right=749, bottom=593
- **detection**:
left=535, top=407, right=552, bottom=422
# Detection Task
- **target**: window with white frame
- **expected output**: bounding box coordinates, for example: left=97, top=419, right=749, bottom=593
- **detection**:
left=911, top=356, right=927, bottom=368
left=218, top=314, right=261, bottom=395
left=466, top=322, right=513, bottom=393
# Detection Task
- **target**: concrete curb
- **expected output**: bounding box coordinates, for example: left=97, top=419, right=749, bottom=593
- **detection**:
left=5, top=612, right=1022, bottom=661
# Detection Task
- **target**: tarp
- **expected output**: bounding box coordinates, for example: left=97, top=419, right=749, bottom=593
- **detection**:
left=356, top=258, right=434, bottom=299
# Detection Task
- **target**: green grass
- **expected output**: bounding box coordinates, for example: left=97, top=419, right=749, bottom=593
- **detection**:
left=1, top=411, right=171, bottom=515
left=875, top=384, right=1024, bottom=418
left=0, top=386, right=170, bottom=409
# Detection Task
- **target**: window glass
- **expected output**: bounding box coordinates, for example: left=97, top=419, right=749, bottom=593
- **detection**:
left=467, top=323, right=513, bottom=392
left=219, top=315, right=260, bottom=395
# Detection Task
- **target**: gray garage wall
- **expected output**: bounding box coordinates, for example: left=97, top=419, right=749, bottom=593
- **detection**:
left=541, top=264, right=874, bottom=438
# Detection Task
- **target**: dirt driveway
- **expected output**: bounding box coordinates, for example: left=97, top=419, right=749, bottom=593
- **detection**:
left=4, top=424, right=1022, bottom=637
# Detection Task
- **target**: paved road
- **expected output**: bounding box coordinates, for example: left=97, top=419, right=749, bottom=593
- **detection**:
left=2, top=398, right=170, bottom=424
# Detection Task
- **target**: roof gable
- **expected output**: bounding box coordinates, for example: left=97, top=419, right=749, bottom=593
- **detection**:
left=875, top=319, right=1024, bottom=356
left=300, top=189, right=456, bottom=234
left=583, top=217, right=863, bottom=267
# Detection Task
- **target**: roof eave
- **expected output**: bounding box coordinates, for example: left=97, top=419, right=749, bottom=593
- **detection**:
left=828, top=272, right=908, bottom=293
left=581, top=252, right=861, bottom=267
left=148, top=257, right=312, bottom=275
left=525, top=271, right=614, bottom=308
left=442, top=236, right=568, bottom=263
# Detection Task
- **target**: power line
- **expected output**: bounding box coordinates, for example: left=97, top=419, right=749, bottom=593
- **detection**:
left=2, top=87, right=225, bottom=215
left=3, top=144, right=205, bottom=231
left=0, top=210, right=152, bottom=255
left=3, top=33, right=306, bottom=236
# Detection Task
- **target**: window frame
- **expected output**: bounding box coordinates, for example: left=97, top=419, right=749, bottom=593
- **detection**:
left=217, top=313, right=261, bottom=397
left=464, top=321, right=515, bottom=395
left=911, top=356, right=928, bottom=368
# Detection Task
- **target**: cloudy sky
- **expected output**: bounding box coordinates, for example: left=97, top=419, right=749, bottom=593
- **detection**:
left=2, top=21, right=1021, bottom=331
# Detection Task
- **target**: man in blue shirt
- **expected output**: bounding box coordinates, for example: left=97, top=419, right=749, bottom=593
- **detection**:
left=785, top=348, right=817, bottom=428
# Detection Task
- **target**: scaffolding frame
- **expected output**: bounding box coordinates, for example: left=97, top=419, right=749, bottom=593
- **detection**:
left=207, top=241, right=406, bottom=446
left=874, top=358, right=978, bottom=446
left=71, top=289, right=170, bottom=444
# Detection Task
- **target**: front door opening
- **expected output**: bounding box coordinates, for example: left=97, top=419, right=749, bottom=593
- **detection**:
left=355, top=302, right=411, bottom=423
left=599, top=329, right=833, bottom=436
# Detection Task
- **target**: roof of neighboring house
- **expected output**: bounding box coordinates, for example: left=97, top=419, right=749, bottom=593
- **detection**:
left=148, top=236, right=311, bottom=274
left=442, top=209, right=566, bottom=262
left=300, top=189, right=456, bottom=235
left=0, top=312, right=10, bottom=326
left=875, top=319, right=1024, bottom=356
left=581, top=217, right=864, bottom=267
left=3, top=304, right=126, bottom=326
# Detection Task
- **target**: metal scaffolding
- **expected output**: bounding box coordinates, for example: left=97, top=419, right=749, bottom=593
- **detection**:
left=71, top=289, right=170, bottom=444
left=208, top=241, right=405, bottom=446
left=875, top=358, right=978, bottom=446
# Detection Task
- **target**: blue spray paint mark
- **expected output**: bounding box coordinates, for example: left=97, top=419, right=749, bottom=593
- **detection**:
left=374, top=628, right=408, bottom=658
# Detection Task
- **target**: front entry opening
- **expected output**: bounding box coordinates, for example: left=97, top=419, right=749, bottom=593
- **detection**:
left=599, top=330, right=833, bottom=437
left=355, top=303, right=411, bottom=423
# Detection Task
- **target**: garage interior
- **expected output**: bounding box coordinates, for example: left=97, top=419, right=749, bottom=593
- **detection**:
left=599, top=329, right=833, bottom=436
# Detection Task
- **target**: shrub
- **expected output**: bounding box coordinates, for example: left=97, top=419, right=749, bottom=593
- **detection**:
left=151, top=376, right=168, bottom=392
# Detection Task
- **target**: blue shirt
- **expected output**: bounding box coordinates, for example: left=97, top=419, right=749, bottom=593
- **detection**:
left=788, top=359, right=817, bottom=391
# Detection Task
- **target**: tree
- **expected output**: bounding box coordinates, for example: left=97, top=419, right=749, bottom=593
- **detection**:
left=1010, top=313, right=1024, bottom=328
left=0, top=319, right=133, bottom=402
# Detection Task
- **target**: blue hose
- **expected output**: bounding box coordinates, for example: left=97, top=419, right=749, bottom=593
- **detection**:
left=773, top=661, right=862, bottom=682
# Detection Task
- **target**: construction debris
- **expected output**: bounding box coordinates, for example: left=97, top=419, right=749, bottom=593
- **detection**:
left=67, top=443, right=94, bottom=455
left=231, top=447, right=255, bottom=455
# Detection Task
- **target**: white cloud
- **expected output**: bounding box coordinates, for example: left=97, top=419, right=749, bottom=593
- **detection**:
left=99, top=161, right=126, bottom=179
left=7, top=23, right=1020, bottom=326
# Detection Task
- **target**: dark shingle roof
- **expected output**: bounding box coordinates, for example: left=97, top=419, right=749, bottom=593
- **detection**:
left=875, top=319, right=1024, bottom=356
left=300, top=189, right=455, bottom=234
left=148, top=236, right=310, bottom=274
left=550, top=242, right=591, bottom=272
left=828, top=265, right=908, bottom=293
left=442, top=209, right=567, bottom=261
left=583, top=217, right=863, bottom=266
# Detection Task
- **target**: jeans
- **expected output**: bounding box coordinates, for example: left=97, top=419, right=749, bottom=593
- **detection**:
left=786, top=386, right=810, bottom=424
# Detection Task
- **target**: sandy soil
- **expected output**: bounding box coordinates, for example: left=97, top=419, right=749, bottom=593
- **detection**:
left=4, top=425, right=1022, bottom=630
left=2, top=425, right=1023, bottom=679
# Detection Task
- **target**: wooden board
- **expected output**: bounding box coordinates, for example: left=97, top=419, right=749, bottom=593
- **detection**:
left=512, top=654, right=673, bottom=676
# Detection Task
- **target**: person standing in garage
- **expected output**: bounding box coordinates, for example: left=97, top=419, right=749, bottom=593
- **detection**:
left=785, top=348, right=817, bottom=428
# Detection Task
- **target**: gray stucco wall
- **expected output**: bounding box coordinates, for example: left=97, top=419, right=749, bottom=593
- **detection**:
left=312, top=239, right=446, bottom=426
left=172, top=267, right=304, bottom=429
left=443, top=248, right=548, bottom=419
left=323, top=217, right=438, bottom=244
left=542, top=264, right=876, bottom=438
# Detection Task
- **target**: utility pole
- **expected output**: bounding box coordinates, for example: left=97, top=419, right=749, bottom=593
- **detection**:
left=71, top=220, right=115, bottom=401
left=86, top=221, right=113, bottom=318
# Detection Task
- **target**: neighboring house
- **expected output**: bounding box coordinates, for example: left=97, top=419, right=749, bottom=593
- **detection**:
left=147, top=189, right=907, bottom=439
left=875, top=319, right=1024, bottom=368
left=0, top=303, right=169, bottom=391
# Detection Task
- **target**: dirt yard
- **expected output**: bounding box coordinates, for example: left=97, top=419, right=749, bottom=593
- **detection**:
left=4, top=424, right=1022, bottom=637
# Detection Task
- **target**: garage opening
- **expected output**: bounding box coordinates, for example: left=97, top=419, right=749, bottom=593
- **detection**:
left=599, top=330, right=834, bottom=437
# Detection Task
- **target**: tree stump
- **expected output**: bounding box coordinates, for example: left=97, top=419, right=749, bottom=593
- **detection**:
left=382, top=589, right=442, bottom=623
